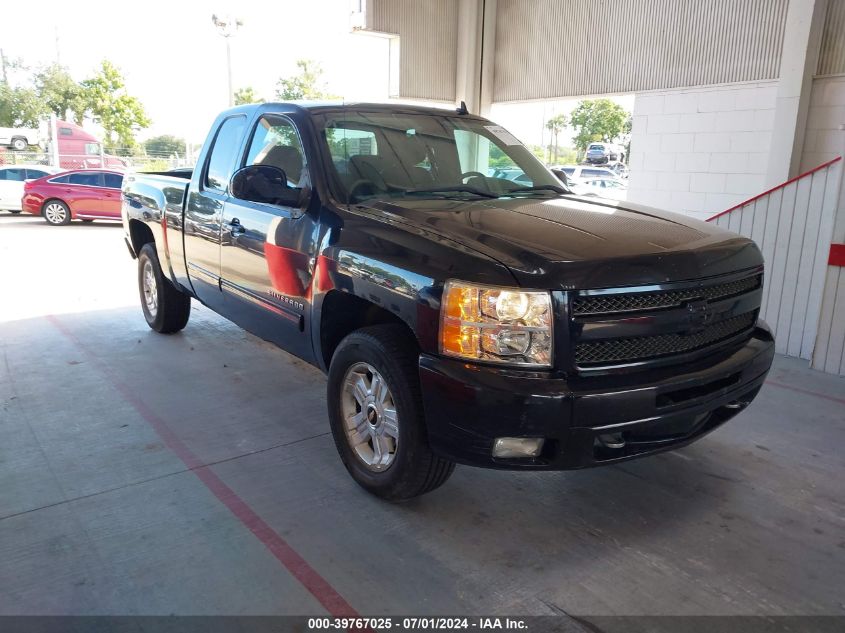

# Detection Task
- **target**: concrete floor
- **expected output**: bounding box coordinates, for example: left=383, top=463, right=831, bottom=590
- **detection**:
left=1, top=212, right=844, bottom=618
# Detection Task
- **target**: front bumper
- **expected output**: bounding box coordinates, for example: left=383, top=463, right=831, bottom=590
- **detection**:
left=419, top=323, right=775, bottom=469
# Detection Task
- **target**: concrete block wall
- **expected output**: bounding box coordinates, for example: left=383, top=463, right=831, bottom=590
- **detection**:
left=801, top=75, right=845, bottom=172
left=628, top=81, right=779, bottom=222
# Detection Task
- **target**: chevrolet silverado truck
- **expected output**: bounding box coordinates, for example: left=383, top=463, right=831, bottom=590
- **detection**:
left=121, top=103, right=775, bottom=500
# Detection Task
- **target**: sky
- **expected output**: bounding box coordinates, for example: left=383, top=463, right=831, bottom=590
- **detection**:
left=2, top=0, right=633, bottom=149
left=2, top=0, right=392, bottom=142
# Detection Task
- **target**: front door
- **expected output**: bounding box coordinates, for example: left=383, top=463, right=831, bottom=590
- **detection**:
left=219, top=113, right=319, bottom=362
left=182, top=114, right=247, bottom=308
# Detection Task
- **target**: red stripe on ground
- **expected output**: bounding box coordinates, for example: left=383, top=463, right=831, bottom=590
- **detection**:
left=829, top=243, right=845, bottom=267
left=765, top=379, right=845, bottom=406
left=46, top=314, right=359, bottom=618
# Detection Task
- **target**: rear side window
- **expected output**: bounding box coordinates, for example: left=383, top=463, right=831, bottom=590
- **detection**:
left=205, top=116, right=247, bottom=191
left=104, top=173, right=123, bottom=189
left=49, top=175, right=70, bottom=184
left=1, top=168, right=26, bottom=182
left=26, top=169, right=49, bottom=179
left=68, top=172, right=102, bottom=186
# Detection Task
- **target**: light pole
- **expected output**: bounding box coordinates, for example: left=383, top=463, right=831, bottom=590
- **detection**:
left=212, top=14, right=243, bottom=107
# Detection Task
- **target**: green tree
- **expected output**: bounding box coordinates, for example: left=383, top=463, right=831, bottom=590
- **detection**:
left=275, top=60, right=338, bottom=101
left=544, top=113, right=567, bottom=164
left=79, top=60, right=150, bottom=153
left=568, top=99, right=630, bottom=154
left=234, top=86, right=264, bottom=105
left=144, top=135, right=186, bottom=157
left=0, top=83, right=45, bottom=127
left=34, top=64, right=83, bottom=122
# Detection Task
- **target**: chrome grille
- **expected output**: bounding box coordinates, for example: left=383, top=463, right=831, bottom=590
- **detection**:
left=575, top=311, right=757, bottom=366
left=572, top=274, right=762, bottom=316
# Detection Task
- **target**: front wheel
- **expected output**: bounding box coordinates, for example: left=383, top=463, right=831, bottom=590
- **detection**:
left=8, top=210, right=21, bottom=215
left=11, top=138, right=27, bottom=151
left=327, top=324, right=455, bottom=501
left=137, top=243, right=191, bottom=333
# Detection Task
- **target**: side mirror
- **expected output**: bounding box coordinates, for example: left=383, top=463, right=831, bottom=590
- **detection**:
left=230, top=164, right=302, bottom=207
left=551, top=169, right=570, bottom=187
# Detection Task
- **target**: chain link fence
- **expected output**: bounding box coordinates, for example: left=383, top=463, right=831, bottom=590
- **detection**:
left=0, top=149, right=195, bottom=172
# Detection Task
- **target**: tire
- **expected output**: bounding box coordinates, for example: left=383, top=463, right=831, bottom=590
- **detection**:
left=9, top=210, right=21, bottom=214
left=81, top=219, right=94, bottom=223
left=42, top=200, right=71, bottom=225
left=11, top=137, right=27, bottom=151
left=137, top=243, right=191, bottom=334
left=327, top=324, right=455, bottom=501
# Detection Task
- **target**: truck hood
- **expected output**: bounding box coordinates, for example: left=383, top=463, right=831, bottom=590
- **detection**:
left=359, top=195, right=763, bottom=289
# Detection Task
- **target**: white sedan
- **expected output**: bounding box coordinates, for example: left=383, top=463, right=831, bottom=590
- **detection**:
left=572, top=177, right=628, bottom=201
left=0, top=165, right=63, bottom=213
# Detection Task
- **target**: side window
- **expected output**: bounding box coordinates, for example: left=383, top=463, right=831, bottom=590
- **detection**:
left=3, top=168, right=26, bottom=182
left=205, top=116, right=247, bottom=191
left=104, top=173, right=123, bottom=189
left=68, top=172, right=102, bottom=186
left=50, top=175, right=70, bottom=184
left=0, top=170, right=6, bottom=181
left=25, top=169, right=48, bottom=179
left=245, top=115, right=306, bottom=187
left=85, top=143, right=101, bottom=156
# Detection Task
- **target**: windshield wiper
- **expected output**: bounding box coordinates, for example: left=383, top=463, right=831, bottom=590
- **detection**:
left=401, top=185, right=498, bottom=199
left=504, top=184, right=569, bottom=196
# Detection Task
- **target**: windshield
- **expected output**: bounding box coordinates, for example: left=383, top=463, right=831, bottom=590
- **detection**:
left=315, top=110, right=567, bottom=203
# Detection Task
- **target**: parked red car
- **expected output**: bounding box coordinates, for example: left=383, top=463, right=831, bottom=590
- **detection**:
left=22, top=169, right=124, bottom=225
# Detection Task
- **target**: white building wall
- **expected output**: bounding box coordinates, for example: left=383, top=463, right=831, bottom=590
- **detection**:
left=628, top=81, right=779, bottom=222
left=801, top=75, right=845, bottom=171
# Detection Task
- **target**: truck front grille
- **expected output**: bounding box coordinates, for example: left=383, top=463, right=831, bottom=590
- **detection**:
left=569, top=270, right=763, bottom=370
left=572, top=274, right=762, bottom=316
left=575, top=311, right=757, bottom=366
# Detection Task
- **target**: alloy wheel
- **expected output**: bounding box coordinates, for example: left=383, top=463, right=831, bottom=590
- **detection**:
left=142, top=260, right=158, bottom=316
left=341, top=362, right=399, bottom=471
left=44, top=203, right=67, bottom=224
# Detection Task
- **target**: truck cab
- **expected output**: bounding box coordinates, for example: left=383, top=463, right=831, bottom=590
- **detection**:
left=122, top=102, right=774, bottom=500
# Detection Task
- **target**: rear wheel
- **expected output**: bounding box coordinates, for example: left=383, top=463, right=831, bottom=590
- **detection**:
left=327, top=324, right=455, bottom=501
left=11, top=137, right=27, bottom=151
left=137, top=243, right=191, bottom=333
left=43, top=200, right=71, bottom=225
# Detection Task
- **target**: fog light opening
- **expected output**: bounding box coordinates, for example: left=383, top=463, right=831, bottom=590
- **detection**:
left=597, top=433, right=626, bottom=449
left=492, top=437, right=544, bottom=458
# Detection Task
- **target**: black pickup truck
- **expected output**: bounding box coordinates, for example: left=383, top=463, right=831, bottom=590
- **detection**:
left=122, top=102, right=774, bottom=500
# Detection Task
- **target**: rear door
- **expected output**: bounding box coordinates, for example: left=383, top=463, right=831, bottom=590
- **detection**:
left=101, top=172, right=124, bottom=216
left=218, top=112, right=319, bottom=361
left=183, top=114, right=247, bottom=308
left=0, top=167, right=27, bottom=209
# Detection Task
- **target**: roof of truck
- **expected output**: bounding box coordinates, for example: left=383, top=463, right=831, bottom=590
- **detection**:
left=222, top=101, right=486, bottom=120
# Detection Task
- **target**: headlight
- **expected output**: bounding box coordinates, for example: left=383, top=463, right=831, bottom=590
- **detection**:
left=440, top=280, right=553, bottom=368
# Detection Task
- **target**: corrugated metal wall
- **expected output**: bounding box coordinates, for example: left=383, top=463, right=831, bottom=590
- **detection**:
left=494, top=0, right=788, bottom=102
left=710, top=157, right=842, bottom=363
left=370, top=0, right=458, bottom=102
left=818, top=0, right=845, bottom=76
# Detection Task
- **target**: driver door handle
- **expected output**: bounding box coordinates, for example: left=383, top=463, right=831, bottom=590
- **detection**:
left=229, top=217, right=245, bottom=236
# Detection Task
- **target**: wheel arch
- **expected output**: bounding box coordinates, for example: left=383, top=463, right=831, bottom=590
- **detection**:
left=317, top=290, right=420, bottom=372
